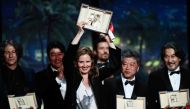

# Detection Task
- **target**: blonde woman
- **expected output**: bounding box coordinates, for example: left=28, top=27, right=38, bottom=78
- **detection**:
left=64, top=22, right=118, bottom=109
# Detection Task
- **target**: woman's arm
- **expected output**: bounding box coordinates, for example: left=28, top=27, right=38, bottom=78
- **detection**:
left=71, top=22, right=86, bottom=45
left=64, top=22, right=87, bottom=75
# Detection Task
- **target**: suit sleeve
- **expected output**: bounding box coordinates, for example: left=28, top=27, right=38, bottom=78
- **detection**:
left=147, top=72, right=160, bottom=109
left=0, top=72, right=10, bottom=109
left=64, top=43, right=79, bottom=77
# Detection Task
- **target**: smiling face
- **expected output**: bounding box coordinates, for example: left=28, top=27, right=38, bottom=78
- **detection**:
left=77, top=54, right=92, bottom=75
left=4, top=44, right=18, bottom=67
left=163, top=48, right=181, bottom=71
left=49, top=48, right=64, bottom=69
left=122, top=57, right=139, bottom=80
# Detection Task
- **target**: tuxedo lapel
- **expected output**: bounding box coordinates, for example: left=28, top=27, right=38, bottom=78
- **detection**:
left=162, top=68, right=173, bottom=91
left=46, top=66, right=62, bottom=90
left=131, top=80, right=138, bottom=99
left=116, top=75, right=125, bottom=97
left=179, top=68, right=187, bottom=89
left=131, top=88, right=137, bottom=99
left=47, top=66, right=56, bottom=80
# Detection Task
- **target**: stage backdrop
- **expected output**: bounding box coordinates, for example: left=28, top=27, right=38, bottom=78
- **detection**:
left=1, top=0, right=188, bottom=73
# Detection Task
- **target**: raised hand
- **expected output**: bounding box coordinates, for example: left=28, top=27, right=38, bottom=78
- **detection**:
left=72, top=21, right=87, bottom=45
left=77, top=21, right=87, bottom=33
left=57, top=65, right=64, bottom=80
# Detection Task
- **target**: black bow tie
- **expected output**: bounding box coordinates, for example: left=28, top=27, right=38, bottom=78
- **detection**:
left=170, top=71, right=180, bottom=75
left=125, top=80, right=135, bottom=86
left=96, top=62, right=109, bottom=69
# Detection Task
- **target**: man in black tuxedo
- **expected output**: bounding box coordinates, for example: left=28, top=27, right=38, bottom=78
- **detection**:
left=35, top=41, right=71, bottom=109
left=105, top=49, right=147, bottom=109
left=147, top=41, right=190, bottom=109
left=93, top=34, right=121, bottom=109
left=93, top=34, right=121, bottom=78
left=115, top=49, right=147, bottom=98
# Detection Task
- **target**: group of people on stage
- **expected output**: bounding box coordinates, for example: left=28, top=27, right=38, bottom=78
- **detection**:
left=0, top=22, right=189, bottom=109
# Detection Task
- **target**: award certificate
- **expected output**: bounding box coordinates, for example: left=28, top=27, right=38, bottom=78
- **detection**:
left=159, top=89, right=189, bottom=108
left=8, top=93, right=38, bottom=109
left=117, top=95, right=146, bottom=109
left=77, top=3, right=113, bottom=33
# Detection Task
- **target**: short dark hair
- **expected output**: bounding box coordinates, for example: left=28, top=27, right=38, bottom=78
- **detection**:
left=93, top=37, right=108, bottom=50
left=0, top=40, right=23, bottom=61
left=47, top=41, right=65, bottom=59
left=161, top=41, right=185, bottom=65
left=121, top=49, right=140, bottom=65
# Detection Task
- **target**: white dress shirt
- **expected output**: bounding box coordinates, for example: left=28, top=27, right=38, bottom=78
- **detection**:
left=121, top=74, right=135, bottom=98
left=55, top=77, right=67, bottom=99
left=51, top=66, right=67, bottom=99
left=168, top=67, right=181, bottom=91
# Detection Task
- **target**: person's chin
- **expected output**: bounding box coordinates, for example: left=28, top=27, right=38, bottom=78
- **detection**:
left=81, top=72, right=88, bottom=75
left=102, top=57, right=109, bottom=61
left=123, top=74, right=131, bottom=79
left=167, top=66, right=177, bottom=71
left=53, top=65, right=62, bottom=69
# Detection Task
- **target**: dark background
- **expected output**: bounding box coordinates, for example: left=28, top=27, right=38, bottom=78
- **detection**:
left=1, top=0, right=189, bottom=73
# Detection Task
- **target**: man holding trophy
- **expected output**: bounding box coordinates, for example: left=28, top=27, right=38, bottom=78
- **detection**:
left=105, top=49, right=148, bottom=109
left=147, top=41, right=190, bottom=109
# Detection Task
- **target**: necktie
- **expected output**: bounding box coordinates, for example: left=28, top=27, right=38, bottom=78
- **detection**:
left=125, top=80, right=135, bottom=86
left=170, top=71, right=180, bottom=75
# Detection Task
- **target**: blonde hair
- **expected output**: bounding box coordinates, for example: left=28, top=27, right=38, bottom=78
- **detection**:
left=74, top=47, right=99, bottom=78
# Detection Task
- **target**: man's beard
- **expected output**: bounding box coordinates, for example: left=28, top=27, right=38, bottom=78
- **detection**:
left=99, top=56, right=109, bottom=62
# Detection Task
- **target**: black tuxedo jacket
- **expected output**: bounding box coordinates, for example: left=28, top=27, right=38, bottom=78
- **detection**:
left=104, top=73, right=148, bottom=109
left=95, top=47, right=121, bottom=77
left=115, top=74, right=147, bottom=99
left=147, top=67, right=190, bottom=109
left=95, top=46, right=121, bottom=109
left=35, top=65, right=71, bottom=109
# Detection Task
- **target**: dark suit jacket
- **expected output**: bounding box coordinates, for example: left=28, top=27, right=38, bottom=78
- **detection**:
left=35, top=65, right=71, bottom=109
left=95, top=47, right=121, bottom=77
left=64, top=44, right=118, bottom=109
left=0, top=70, right=10, bottom=109
left=147, top=67, right=190, bottom=109
left=115, top=74, right=147, bottom=99
left=1, top=65, right=35, bottom=96
left=95, top=47, right=121, bottom=109
left=1, top=65, right=36, bottom=108
left=104, top=73, right=148, bottom=109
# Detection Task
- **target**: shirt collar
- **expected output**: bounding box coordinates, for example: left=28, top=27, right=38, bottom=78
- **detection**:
left=168, top=66, right=180, bottom=74
left=51, top=66, right=58, bottom=72
left=97, top=60, right=109, bottom=64
left=121, top=73, right=135, bottom=84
